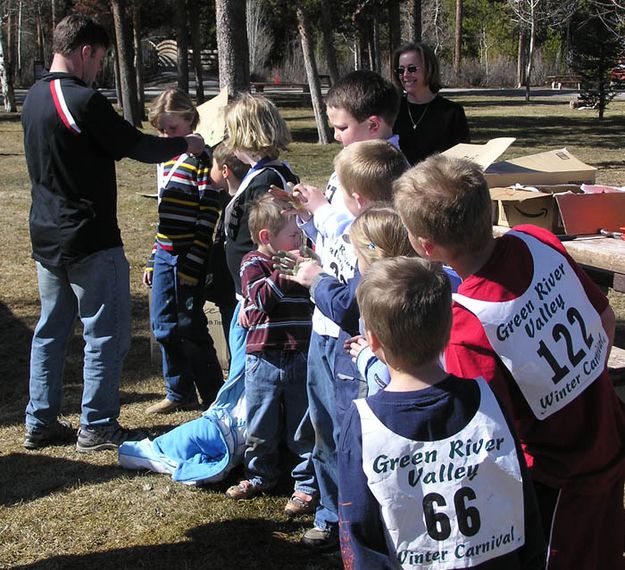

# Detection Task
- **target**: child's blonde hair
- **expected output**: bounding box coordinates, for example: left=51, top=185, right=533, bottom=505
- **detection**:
left=224, top=93, right=291, bottom=159
left=349, top=205, right=414, bottom=266
left=248, top=194, right=294, bottom=245
left=394, top=154, right=492, bottom=255
left=335, top=140, right=409, bottom=202
left=148, top=88, right=199, bottom=130
left=357, top=256, right=452, bottom=369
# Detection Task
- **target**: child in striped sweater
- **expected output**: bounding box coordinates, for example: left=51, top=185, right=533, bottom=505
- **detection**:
left=143, top=89, right=223, bottom=414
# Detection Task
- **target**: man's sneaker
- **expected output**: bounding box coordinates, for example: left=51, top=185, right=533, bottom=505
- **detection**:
left=301, top=526, right=339, bottom=550
left=24, top=418, right=75, bottom=450
left=76, top=422, right=148, bottom=453
left=284, top=491, right=317, bottom=517
left=225, top=480, right=264, bottom=500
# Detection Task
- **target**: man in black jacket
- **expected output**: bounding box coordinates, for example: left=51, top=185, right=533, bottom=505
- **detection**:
left=21, top=13, right=205, bottom=452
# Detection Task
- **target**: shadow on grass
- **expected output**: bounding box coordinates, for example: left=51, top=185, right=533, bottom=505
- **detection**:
left=462, top=98, right=573, bottom=108
left=11, top=518, right=343, bottom=570
left=0, top=452, right=126, bottom=506
left=0, top=293, right=165, bottom=426
left=471, top=115, right=625, bottom=151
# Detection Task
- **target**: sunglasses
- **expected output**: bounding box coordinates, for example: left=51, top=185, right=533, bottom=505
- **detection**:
left=395, top=65, right=422, bottom=77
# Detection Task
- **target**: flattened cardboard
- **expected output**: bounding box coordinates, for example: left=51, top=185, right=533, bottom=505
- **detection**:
left=555, top=193, right=625, bottom=235
left=485, top=148, right=596, bottom=187
left=442, top=137, right=516, bottom=169
left=443, top=139, right=597, bottom=188
left=204, top=301, right=230, bottom=370
left=196, top=87, right=229, bottom=148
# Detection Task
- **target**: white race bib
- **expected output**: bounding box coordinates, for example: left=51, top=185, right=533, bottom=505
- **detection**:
left=453, top=231, right=608, bottom=419
left=357, top=379, right=524, bottom=569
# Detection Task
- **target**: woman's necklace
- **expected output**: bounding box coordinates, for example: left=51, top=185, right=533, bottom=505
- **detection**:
left=407, top=100, right=431, bottom=130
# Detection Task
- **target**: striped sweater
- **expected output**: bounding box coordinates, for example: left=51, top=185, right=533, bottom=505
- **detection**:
left=240, top=250, right=313, bottom=353
left=146, top=151, right=222, bottom=285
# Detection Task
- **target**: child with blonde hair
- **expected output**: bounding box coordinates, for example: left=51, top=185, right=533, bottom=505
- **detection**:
left=344, top=205, right=415, bottom=395
left=143, top=88, right=223, bottom=414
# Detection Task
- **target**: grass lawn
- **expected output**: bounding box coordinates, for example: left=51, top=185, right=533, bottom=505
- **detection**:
left=1, top=94, right=624, bottom=569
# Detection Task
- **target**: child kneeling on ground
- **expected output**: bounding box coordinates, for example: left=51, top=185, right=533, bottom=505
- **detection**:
left=338, top=257, right=545, bottom=569
left=226, top=195, right=317, bottom=517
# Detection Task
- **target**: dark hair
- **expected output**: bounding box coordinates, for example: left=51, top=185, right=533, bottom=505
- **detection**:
left=53, top=13, right=110, bottom=56
left=392, top=42, right=441, bottom=93
left=325, top=70, right=400, bottom=126
left=212, top=140, right=250, bottom=181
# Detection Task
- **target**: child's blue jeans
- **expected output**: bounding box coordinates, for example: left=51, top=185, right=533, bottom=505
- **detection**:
left=244, top=349, right=316, bottom=496
left=151, top=247, right=222, bottom=406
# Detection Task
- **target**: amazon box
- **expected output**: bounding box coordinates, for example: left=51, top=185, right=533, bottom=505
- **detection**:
left=491, top=185, right=625, bottom=235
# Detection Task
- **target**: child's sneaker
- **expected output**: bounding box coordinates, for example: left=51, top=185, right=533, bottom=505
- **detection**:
left=24, top=418, right=75, bottom=449
left=284, top=491, right=316, bottom=517
left=225, top=480, right=263, bottom=500
left=301, top=526, right=339, bottom=550
left=76, top=422, right=148, bottom=453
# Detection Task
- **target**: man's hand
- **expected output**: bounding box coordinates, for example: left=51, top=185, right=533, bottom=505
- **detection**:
left=142, top=269, right=153, bottom=288
left=185, top=133, right=205, bottom=155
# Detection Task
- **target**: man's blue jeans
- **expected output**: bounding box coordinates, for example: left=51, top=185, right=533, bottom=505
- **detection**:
left=26, top=247, right=131, bottom=428
left=307, top=331, right=340, bottom=531
left=244, top=349, right=316, bottom=495
left=151, top=248, right=222, bottom=406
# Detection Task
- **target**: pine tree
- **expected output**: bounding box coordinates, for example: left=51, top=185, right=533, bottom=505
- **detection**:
left=569, top=3, right=624, bottom=119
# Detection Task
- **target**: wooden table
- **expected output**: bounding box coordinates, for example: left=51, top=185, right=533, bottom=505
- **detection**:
left=493, top=226, right=625, bottom=293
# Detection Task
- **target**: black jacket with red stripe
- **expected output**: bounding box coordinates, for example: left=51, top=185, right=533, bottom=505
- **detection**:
left=22, top=71, right=187, bottom=266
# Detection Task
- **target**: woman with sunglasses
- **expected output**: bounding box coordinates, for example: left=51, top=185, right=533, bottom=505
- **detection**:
left=392, top=42, right=470, bottom=165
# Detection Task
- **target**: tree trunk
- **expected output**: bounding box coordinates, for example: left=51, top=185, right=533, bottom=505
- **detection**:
left=296, top=5, right=330, bottom=144
left=525, top=19, right=535, bottom=102
left=0, top=19, right=17, bottom=112
left=454, top=0, right=463, bottom=82
left=188, top=0, right=205, bottom=103
left=132, top=0, right=145, bottom=118
left=174, top=0, right=189, bottom=93
left=110, top=0, right=141, bottom=126
left=516, top=28, right=526, bottom=88
left=319, top=0, right=339, bottom=85
left=35, top=2, right=45, bottom=63
left=215, top=0, right=250, bottom=95
left=406, top=0, right=422, bottom=43
left=388, top=0, right=401, bottom=72
left=113, top=49, right=122, bottom=109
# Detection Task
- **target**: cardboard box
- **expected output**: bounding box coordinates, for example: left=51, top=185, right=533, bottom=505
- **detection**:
left=443, top=138, right=597, bottom=188
left=204, top=301, right=230, bottom=370
left=196, top=87, right=228, bottom=148
left=491, top=186, right=563, bottom=233
left=491, top=185, right=625, bottom=235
